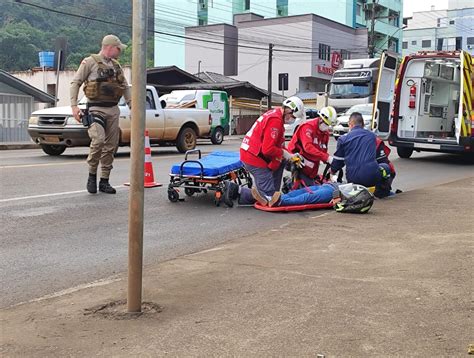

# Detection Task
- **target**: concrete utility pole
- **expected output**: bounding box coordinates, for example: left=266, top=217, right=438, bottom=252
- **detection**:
left=267, top=43, right=274, bottom=110
left=368, top=0, right=377, bottom=58
left=128, top=0, right=148, bottom=313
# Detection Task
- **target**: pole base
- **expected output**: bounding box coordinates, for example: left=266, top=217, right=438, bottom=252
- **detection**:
left=124, top=182, right=163, bottom=188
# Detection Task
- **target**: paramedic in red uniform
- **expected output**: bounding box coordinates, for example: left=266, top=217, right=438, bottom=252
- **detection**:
left=223, top=97, right=305, bottom=207
left=287, top=106, right=337, bottom=186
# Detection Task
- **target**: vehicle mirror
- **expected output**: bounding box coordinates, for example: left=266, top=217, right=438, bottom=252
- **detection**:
left=160, top=100, right=167, bottom=109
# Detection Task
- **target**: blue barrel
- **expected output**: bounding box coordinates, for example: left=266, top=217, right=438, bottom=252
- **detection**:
left=38, top=51, right=55, bottom=68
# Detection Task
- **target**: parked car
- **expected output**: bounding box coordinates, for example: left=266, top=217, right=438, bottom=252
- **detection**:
left=28, top=85, right=212, bottom=155
left=284, top=109, right=319, bottom=139
left=332, top=103, right=374, bottom=140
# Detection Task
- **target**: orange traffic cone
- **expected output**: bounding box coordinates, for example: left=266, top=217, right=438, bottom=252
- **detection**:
left=125, top=129, right=162, bottom=188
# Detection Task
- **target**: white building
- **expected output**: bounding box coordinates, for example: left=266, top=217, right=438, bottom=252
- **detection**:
left=185, top=13, right=368, bottom=97
left=402, top=0, right=474, bottom=56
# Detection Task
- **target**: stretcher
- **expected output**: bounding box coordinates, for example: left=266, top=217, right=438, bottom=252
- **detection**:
left=168, top=150, right=252, bottom=206
left=254, top=201, right=334, bottom=212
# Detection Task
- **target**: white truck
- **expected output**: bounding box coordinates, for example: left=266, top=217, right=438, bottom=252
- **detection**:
left=28, top=85, right=212, bottom=155
left=328, top=58, right=380, bottom=114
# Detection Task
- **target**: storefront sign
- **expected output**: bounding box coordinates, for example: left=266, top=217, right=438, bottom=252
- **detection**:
left=317, top=65, right=335, bottom=75
left=331, top=52, right=341, bottom=69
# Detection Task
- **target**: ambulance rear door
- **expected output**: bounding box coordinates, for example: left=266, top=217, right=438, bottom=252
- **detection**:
left=372, top=51, right=399, bottom=140
left=456, top=51, right=473, bottom=143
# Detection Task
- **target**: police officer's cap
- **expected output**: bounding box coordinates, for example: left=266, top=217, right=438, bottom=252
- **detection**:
left=102, top=34, right=127, bottom=51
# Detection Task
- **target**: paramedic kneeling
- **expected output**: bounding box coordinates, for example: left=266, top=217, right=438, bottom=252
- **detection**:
left=287, top=106, right=337, bottom=185
left=330, top=112, right=393, bottom=194
left=223, top=97, right=305, bottom=207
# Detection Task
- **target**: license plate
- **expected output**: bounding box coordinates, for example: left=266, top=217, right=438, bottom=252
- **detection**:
left=44, top=135, right=60, bottom=143
left=414, top=143, right=441, bottom=150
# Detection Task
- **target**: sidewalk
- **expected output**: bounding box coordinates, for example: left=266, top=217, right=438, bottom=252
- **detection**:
left=1, top=178, right=472, bottom=357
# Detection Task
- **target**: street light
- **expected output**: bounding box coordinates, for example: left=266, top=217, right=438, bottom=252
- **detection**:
left=198, top=60, right=202, bottom=74
left=377, top=25, right=407, bottom=54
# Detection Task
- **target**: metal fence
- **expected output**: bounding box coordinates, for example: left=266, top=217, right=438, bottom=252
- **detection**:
left=0, top=94, right=34, bottom=143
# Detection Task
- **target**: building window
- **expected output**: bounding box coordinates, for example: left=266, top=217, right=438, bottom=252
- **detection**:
left=244, top=0, right=250, bottom=11
left=319, top=43, right=331, bottom=61
left=467, top=37, right=474, bottom=45
left=356, top=3, right=362, bottom=16
left=198, top=18, right=207, bottom=26
left=422, top=40, right=431, bottom=48
left=276, top=0, right=288, bottom=16
left=449, top=20, right=455, bottom=25
left=402, top=41, right=408, bottom=49
left=411, top=40, right=417, bottom=45
left=341, top=49, right=351, bottom=60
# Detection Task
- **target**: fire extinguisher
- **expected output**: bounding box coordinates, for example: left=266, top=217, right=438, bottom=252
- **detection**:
left=409, top=84, right=416, bottom=109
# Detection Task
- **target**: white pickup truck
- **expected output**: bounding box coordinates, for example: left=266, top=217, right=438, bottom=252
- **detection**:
left=28, top=85, right=212, bottom=155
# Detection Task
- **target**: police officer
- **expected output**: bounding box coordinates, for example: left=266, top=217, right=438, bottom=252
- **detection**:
left=70, top=34, right=131, bottom=194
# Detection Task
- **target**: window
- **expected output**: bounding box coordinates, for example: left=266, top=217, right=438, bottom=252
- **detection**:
left=244, top=0, right=250, bottom=10
left=356, top=3, right=362, bottom=16
left=198, top=18, right=207, bottom=25
left=411, top=40, right=417, bottom=45
left=341, top=49, right=351, bottom=60
left=402, top=41, right=408, bottom=49
left=422, top=40, right=431, bottom=48
left=467, top=37, right=474, bottom=45
left=449, top=20, right=455, bottom=25
left=319, top=43, right=330, bottom=61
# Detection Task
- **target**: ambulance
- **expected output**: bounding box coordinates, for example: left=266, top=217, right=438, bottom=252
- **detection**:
left=372, top=50, right=473, bottom=159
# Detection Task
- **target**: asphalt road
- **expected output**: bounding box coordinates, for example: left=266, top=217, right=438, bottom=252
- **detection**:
left=1, top=138, right=473, bottom=308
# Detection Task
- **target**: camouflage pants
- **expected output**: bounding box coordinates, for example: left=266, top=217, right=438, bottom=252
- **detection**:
left=87, top=106, right=120, bottom=179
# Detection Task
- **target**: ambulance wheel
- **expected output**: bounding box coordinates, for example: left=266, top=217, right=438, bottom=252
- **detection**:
left=185, top=188, right=195, bottom=196
left=168, top=189, right=179, bottom=202
left=211, top=127, right=224, bottom=145
left=397, top=147, right=413, bottom=159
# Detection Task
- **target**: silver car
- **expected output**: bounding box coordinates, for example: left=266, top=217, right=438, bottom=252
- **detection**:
left=332, top=104, right=374, bottom=140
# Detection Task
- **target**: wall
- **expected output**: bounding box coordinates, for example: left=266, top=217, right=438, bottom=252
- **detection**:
left=11, top=67, right=131, bottom=109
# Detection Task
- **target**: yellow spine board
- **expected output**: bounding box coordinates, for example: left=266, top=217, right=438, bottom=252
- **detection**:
left=461, top=51, right=473, bottom=137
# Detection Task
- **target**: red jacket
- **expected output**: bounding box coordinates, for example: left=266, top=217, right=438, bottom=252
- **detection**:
left=287, top=117, right=329, bottom=178
left=376, top=138, right=395, bottom=174
left=240, top=108, right=285, bottom=170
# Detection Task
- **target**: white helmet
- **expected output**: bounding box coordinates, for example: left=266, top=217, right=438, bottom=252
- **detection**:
left=282, top=96, right=305, bottom=120
left=319, top=106, right=337, bottom=126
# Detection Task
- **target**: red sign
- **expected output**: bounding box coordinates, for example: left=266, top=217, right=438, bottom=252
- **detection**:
left=331, top=51, right=341, bottom=69
left=317, top=65, right=335, bottom=75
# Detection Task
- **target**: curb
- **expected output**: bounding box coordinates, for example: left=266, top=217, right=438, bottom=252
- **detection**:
left=0, top=143, right=40, bottom=150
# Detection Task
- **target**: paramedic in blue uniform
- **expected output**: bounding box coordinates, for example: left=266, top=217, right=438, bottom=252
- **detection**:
left=330, top=112, right=393, bottom=193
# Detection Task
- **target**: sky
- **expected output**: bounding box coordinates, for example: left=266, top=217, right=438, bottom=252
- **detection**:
left=403, top=0, right=449, bottom=17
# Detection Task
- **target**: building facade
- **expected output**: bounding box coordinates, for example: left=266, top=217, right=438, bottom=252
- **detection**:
left=186, top=13, right=368, bottom=96
left=155, top=0, right=403, bottom=68
left=402, top=0, right=474, bottom=56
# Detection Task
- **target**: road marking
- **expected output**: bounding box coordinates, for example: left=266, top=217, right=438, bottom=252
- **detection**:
left=8, top=277, right=122, bottom=309
left=0, top=153, right=189, bottom=169
left=0, top=186, right=127, bottom=203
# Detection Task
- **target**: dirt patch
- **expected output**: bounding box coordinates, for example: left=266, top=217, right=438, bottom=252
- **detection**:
left=83, top=299, right=163, bottom=320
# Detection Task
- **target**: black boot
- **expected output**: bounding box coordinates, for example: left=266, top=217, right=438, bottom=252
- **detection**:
left=223, top=181, right=239, bottom=207
left=87, top=173, right=97, bottom=194
left=99, top=178, right=116, bottom=194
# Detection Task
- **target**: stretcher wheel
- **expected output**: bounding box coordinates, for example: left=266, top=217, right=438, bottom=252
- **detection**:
left=168, top=189, right=179, bottom=202
left=185, top=188, right=196, bottom=196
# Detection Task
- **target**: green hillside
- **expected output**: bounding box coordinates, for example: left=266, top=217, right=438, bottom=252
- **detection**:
left=1, top=0, right=154, bottom=71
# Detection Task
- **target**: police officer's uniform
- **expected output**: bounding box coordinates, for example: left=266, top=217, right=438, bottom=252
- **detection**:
left=70, top=34, right=131, bottom=194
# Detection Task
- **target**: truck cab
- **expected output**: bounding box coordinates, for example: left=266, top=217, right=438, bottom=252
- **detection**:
left=372, top=51, right=473, bottom=159
left=328, top=58, right=380, bottom=114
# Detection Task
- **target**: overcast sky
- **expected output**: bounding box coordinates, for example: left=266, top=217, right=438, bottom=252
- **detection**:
left=403, top=0, right=449, bottom=17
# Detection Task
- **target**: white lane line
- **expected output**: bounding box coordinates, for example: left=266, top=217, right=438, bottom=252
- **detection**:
left=0, top=153, right=188, bottom=169
left=0, top=185, right=128, bottom=203
left=8, top=277, right=122, bottom=309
